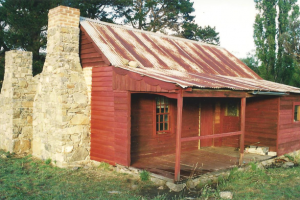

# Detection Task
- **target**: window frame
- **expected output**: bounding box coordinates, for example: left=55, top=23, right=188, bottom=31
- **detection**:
left=293, top=102, right=300, bottom=123
left=153, top=96, right=172, bottom=136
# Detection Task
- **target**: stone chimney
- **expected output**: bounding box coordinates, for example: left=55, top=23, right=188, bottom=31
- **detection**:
left=33, top=6, right=90, bottom=167
left=46, top=6, right=80, bottom=56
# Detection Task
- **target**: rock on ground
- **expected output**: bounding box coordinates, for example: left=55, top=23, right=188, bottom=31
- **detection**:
left=219, top=191, right=233, bottom=199
left=282, top=162, right=295, bottom=168
left=166, top=182, right=186, bottom=192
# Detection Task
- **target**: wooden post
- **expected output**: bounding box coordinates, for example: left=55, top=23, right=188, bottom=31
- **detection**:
left=174, top=91, right=183, bottom=182
left=239, top=97, right=246, bottom=165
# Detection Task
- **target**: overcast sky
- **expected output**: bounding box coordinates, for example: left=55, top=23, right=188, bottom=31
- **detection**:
left=193, top=0, right=257, bottom=58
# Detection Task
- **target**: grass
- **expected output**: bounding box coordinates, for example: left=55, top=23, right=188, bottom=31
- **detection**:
left=0, top=151, right=165, bottom=200
left=202, top=162, right=300, bottom=199
left=139, top=170, right=150, bottom=181
left=2, top=150, right=300, bottom=200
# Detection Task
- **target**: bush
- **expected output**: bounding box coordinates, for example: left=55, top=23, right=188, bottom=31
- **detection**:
left=45, top=158, right=51, bottom=165
left=139, top=170, right=150, bottom=181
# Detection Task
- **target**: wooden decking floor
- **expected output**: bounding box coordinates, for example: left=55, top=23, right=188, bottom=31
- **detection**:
left=131, top=147, right=272, bottom=180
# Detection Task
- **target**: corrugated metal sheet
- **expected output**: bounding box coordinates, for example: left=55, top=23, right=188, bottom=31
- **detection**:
left=80, top=17, right=300, bottom=93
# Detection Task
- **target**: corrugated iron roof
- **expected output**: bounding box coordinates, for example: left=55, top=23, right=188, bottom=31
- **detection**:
left=80, top=17, right=300, bottom=94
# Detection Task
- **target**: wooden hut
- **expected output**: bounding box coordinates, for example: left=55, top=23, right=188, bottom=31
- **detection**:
left=79, top=17, right=300, bottom=181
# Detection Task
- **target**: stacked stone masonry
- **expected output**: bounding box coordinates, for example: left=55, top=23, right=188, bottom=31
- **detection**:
left=0, top=51, right=36, bottom=153
left=0, top=6, right=91, bottom=168
left=33, top=6, right=90, bottom=167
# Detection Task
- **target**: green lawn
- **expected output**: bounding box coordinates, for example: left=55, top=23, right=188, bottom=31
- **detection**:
left=0, top=151, right=163, bottom=200
left=215, top=162, right=300, bottom=200
left=1, top=150, right=300, bottom=200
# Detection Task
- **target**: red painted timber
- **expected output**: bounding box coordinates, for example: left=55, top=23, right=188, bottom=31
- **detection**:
left=113, top=68, right=178, bottom=92
left=183, top=90, right=248, bottom=98
left=91, top=65, right=116, bottom=164
left=114, top=91, right=131, bottom=166
left=277, top=95, right=300, bottom=156
left=239, top=97, right=246, bottom=165
left=175, top=91, right=183, bottom=182
left=200, top=101, right=214, bottom=147
left=181, top=131, right=242, bottom=142
left=244, top=96, right=278, bottom=150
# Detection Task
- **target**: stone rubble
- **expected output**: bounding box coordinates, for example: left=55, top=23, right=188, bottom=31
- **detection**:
left=282, top=162, right=295, bottom=168
left=219, top=191, right=233, bottom=199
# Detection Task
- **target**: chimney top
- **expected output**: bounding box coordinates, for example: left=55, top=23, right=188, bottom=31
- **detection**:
left=48, top=6, right=80, bottom=28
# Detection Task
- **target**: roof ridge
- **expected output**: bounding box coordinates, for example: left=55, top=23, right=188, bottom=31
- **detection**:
left=79, top=17, right=223, bottom=49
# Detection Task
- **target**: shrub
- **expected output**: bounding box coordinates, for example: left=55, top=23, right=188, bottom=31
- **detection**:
left=139, top=170, right=150, bottom=181
left=45, top=158, right=51, bottom=165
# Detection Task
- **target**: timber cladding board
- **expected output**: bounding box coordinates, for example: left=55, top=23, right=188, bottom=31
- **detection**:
left=91, top=66, right=116, bottom=164
left=245, top=96, right=278, bottom=151
left=91, top=65, right=131, bottom=166
left=217, top=99, right=241, bottom=148
left=80, top=27, right=108, bottom=68
left=278, top=95, right=300, bottom=155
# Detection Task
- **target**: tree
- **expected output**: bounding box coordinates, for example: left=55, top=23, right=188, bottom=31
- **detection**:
left=178, top=22, right=219, bottom=45
left=277, top=0, right=299, bottom=84
left=253, top=0, right=299, bottom=85
left=0, top=0, right=62, bottom=75
left=281, top=4, right=300, bottom=86
left=63, top=0, right=120, bottom=23
left=253, top=0, right=277, bottom=81
left=113, top=0, right=195, bottom=32
left=240, top=52, right=260, bottom=74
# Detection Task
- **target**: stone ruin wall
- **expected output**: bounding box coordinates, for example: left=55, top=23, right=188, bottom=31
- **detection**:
left=0, top=51, right=37, bottom=153
left=0, top=6, right=92, bottom=167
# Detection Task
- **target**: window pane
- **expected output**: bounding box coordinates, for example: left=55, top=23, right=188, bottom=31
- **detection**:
left=164, top=114, right=168, bottom=122
left=226, top=101, right=239, bottom=116
left=295, top=105, right=299, bottom=121
left=160, top=115, right=163, bottom=122
left=164, top=123, right=168, bottom=130
left=155, top=96, right=170, bottom=134
left=160, top=123, right=163, bottom=130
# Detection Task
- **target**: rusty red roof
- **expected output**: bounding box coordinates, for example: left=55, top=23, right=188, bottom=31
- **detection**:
left=80, top=17, right=300, bottom=93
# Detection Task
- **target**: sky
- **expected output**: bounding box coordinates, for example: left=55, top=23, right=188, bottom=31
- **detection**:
left=193, top=0, right=257, bottom=58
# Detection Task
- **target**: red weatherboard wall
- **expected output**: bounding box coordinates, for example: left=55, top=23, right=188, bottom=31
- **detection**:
left=91, top=66, right=131, bottom=166
left=131, top=95, right=199, bottom=162
left=278, top=95, right=300, bottom=155
left=219, top=99, right=241, bottom=148
left=245, top=97, right=278, bottom=151
left=200, top=100, right=214, bottom=147
left=80, top=28, right=108, bottom=68
left=90, top=67, right=115, bottom=165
